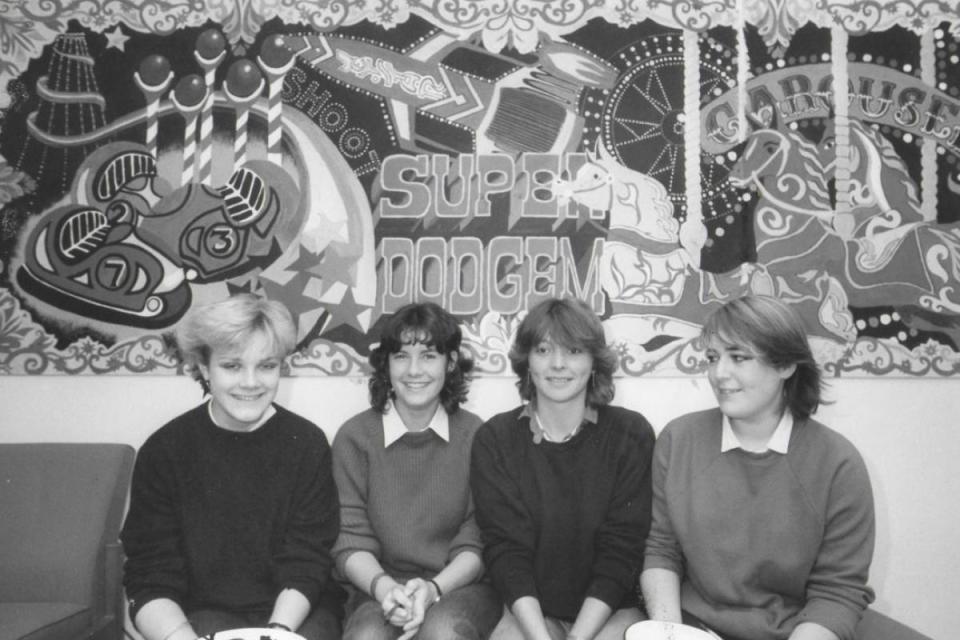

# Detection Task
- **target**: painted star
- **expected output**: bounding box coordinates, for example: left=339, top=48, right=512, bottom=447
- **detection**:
left=258, top=271, right=327, bottom=340
left=307, top=247, right=363, bottom=295
left=317, top=285, right=372, bottom=334
left=104, top=26, right=130, bottom=51
left=287, top=244, right=327, bottom=275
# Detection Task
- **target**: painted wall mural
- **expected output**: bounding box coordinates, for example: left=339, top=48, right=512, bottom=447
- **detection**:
left=3, top=0, right=960, bottom=376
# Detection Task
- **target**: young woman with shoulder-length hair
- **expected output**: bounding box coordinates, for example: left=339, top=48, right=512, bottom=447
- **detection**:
left=332, top=302, right=501, bottom=640
left=471, top=297, right=656, bottom=640
left=641, top=294, right=875, bottom=640
left=121, top=294, right=343, bottom=640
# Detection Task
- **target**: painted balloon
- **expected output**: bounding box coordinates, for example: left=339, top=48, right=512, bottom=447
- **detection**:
left=138, top=55, right=171, bottom=87
left=260, top=35, right=294, bottom=68
left=225, top=60, right=263, bottom=99
left=174, top=74, right=206, bottom=107
left=196, top=28, right=226, bottom=61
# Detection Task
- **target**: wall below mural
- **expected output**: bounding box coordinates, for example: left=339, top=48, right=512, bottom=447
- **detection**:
left=3, top=0, right=960, bottom=376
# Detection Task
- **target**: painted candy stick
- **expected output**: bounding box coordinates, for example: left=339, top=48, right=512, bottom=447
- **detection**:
left=223, top=59, right=264, bottom=172
left=170, top=74, right=207, bottom=187
left=257, top=35, right=297, bottom=166
left=134, top=55, right=172, bottom=159
left=194, top=29, right=227, bottom=185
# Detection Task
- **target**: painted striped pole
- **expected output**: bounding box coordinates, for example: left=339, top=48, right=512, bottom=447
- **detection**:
left=134, top=55, right=172, bottom=159
left=223, top=59, right=264, bottom=173
left=831, top=26, right=852, bottom=237
left=194, top=29, right=227, bottom=186
left=682, top=29, right=706, bottom=268
left=170, top=74, right=207, bottom=187
left=257, top=35, right=297, bottom=166
left=920, top=28, right=938, bottom=221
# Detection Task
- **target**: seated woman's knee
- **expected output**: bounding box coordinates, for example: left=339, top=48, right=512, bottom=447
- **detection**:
left=417, top=609, right=485, bottom=640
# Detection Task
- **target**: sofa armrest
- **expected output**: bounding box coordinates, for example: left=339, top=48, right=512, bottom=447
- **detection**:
left=858, top=609, right=933, bottom=640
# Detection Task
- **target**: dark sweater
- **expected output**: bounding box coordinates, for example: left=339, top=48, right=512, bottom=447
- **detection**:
left=471, top=404, right=655, bottom=620
left=121, top=403, right=341, bottom=618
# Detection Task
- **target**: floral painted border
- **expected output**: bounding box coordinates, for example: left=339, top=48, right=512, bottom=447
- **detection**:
left=2, top=0, right=960, bottom=107
left=4, top=285, right=960, bottom=376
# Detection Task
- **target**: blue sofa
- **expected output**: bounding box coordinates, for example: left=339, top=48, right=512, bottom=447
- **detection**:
left=0, top=443, right=135, bottom=640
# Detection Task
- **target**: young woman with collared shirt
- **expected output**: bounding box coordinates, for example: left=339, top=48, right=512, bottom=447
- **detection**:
left=471, top=297, right=655, bottom=640
left=640, top=295, right=875, bottom=640
left=332, top=302, right=501, bottom=640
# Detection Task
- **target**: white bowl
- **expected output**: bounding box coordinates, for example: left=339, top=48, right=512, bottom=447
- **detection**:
left=201, top=628, right=306, bottom=640
left=625, top=620, right=719, bottom=640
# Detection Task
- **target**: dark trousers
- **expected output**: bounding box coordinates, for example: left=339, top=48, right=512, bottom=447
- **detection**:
left=680, top=608, right=930, bottom=640
left=342, top=583, right=501, bottom=640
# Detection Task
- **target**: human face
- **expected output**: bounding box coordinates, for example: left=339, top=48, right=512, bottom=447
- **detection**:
left=389, top=342, right=449, bottom=422
left=704, top=334, right=795, bottom=430
left=527, top=338, right=593, bottom=408
left=198, top=331, right=282, bottom=432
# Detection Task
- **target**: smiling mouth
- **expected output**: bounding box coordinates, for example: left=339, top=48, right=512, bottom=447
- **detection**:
left=232, top=393, right=264, bottom=401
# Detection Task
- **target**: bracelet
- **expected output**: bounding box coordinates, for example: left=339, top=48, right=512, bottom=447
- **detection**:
left=267, top=622, right=292, bottom=632
left=369, top=571, right=390, bottom=599
left=428, top=578, right=443, bottom=601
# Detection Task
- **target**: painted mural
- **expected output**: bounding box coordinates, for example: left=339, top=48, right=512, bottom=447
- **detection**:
left=3, top=0, right=960, bottom=376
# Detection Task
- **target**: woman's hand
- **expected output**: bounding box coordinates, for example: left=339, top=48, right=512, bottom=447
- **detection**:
left=381, top=582, right=415, bottom=628
left=395, top=578, right=440, bottom=640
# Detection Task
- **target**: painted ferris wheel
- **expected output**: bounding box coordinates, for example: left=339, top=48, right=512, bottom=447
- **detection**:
left=581, top=33, right=742, bottom=227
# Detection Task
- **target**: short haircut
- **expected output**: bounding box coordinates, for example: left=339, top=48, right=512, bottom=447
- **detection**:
left=700, top=294, right=825, bottom=421
left=175, top=294, right=297, bottom=390
left=509, top=297, right=616, bottom=407
left=368, top=302, right=474, bottom=414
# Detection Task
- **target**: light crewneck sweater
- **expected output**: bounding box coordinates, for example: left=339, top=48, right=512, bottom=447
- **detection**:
left=644, top=408, right=875, bottom=640
left=331, top=407, right=483, bottom=580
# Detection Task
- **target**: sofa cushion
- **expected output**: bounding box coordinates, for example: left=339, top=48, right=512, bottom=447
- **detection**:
left=0, top=444, right=133, bottom=605
left=0, top=602, right=90, bottom=640
left=858, top=608, right=933, bottom=640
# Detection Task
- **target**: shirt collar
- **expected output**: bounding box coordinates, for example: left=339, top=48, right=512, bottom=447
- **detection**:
left=720, top=411, right=793, bottom=454
left=383, top=402, right=449, bottom=447
left=521, top=403, right=598, bottom=444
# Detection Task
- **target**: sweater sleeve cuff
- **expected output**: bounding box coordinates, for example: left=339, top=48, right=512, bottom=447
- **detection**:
left=447, top=540, right=484, bottom=563
left=642, top=552, right=683, bottom=576
left=586, top=575, right=628, bottom=611
left=495, top=570, right=539, bottom=608
left=127, top=590, right=183, bottom=621
left=281, top=580, right=322, bottom=608
left=796, top=598, right=864, bottom=640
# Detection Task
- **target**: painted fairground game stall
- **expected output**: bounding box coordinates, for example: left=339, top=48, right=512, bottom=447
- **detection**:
left=0, top=0, right=957, bottom=637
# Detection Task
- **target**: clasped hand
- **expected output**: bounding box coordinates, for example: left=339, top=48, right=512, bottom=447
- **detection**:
left=380, top=578, right=440, bottom=640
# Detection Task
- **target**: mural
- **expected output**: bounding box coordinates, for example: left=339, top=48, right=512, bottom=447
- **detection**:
left=3, top=0, right=960, bottom=376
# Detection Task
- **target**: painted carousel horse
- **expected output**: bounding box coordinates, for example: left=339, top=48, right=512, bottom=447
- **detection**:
left=729, top=116, right=960, bottom=346
left=553, top=142, right=706, bottom=307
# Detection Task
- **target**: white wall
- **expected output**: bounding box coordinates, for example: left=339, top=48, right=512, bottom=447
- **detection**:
left=0, top=374, right=955, bottom=639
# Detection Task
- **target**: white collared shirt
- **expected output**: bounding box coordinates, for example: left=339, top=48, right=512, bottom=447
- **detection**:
left=382, top=402, right=449, bottom=447
left=521, top=403, right=598, bottom=444
left=720, top=411, right=794, bottom=454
